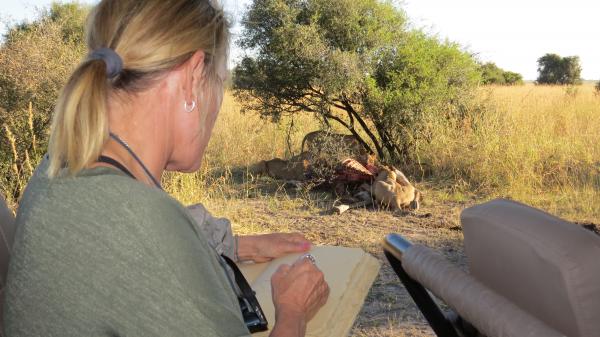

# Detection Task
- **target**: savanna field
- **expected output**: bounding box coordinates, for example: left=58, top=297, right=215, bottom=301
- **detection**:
left=1, top=1, right=599, bottom=336
left=2, top=83, right=599, bottom=336
left=167, top=84, right=600, bottom=222
left=157, top=84, right=598, bottom=336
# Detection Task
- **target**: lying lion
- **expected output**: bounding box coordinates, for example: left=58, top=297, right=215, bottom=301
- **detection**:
left=249, top=155, right=308, bottom=181
left=371, top=166, right=421, bottom=211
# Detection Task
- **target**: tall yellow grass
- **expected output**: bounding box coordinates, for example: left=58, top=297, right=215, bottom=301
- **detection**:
left=162, top=93, right=321, bottom=205
left=166, top=85, right=599, bottom=222
left=421, top=84, right=599, bottom=221
left=3, top=86, right=596, bottom=222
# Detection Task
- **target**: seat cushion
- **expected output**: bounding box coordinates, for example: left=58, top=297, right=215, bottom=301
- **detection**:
left=462, top=199, right=600, bottom=337
left=0, top=195, right=15, bottom=287
left=0, top=194, right=15, bottom=336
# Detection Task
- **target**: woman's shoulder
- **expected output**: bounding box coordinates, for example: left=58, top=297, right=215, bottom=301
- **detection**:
left=14, top=159, right=200, bottom=261
left=12, top=158, right=206, bottom=276
left=20, top=158, right=187, bottom=222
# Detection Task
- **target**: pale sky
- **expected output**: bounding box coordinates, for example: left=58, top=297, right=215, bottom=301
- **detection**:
left=2, top=0, right=599, bottom=80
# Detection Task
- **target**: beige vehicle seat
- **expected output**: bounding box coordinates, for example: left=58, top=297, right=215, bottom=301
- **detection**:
left=0, top=194, right=16, bottom=336
left=384, top=199, right=600, bottom=337
left=462, top=199, right=600, bottom=337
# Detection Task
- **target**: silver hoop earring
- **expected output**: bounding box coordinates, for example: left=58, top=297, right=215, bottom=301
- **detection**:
left=184, top=100, right=197, bottom=113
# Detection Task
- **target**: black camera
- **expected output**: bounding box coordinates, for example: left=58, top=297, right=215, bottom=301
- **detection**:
left=238, top=291, right=269, bottom=333
left=221, top=255, right=269, bottom=333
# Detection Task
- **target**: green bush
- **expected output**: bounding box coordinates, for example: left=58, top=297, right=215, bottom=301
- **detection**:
left=502, top=71, right=524, bottom=85
left=480, top=62, right=506, bottom=85
left=480, top=62, right=523, bottom=85
left=0, top=3, right=88, bottom=202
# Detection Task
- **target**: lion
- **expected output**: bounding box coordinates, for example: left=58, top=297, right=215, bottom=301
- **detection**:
left=249, top=157, right=308, bottom=181
left=300, top=130, right=366, bottom=157
left=372, top=166, right=421, bottom=211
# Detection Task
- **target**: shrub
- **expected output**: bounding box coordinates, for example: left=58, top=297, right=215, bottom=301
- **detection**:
left=502, top=71, right=524, bottom=85
left=0, top=3, right=88, bottom=201
left=480, top=62, right=523, bottom=85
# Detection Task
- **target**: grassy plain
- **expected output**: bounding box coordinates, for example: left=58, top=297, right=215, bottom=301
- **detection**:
left=167, top=84, right=600, bottom=224
left=2, top=84, right=598, bottom=336
left=422, top=83, right=599, bottom=222
left=160, top=84, right=599, bottom=336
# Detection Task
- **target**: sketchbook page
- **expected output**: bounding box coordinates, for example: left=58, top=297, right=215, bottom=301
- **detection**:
left=238, top=260, right=271, bottom=284
left=244, top=246, right=380, bottom=337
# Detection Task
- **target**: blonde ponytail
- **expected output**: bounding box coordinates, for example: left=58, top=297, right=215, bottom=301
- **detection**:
left=47, top=0, right=230, bottom=178
left=47, top=60, right=110, bottom=177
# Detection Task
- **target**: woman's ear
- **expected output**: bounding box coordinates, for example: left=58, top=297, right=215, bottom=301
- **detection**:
left=183, top=50, right=205, bottom=102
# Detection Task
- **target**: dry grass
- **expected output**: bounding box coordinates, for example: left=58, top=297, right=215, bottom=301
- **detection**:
left=166, top=86, right=599, bottom=223
left=2, top=86, right=598, bottom=336
left=418, top=84, right=600, bottom=223
left=159, top=86, right=600, bottom=336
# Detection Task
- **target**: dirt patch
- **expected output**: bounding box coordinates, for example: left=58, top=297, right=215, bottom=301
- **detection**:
left=202, top=179, right=475, bottom=337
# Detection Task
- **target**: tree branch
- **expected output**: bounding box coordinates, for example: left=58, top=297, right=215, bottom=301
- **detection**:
left=341, top=99, right=384, bottom=158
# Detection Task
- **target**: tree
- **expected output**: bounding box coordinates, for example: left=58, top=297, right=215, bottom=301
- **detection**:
left=480, top=62, right=523, bottom=85
left=536, top=53, right=582, bottom=85
left=234, top=0, right=481, bottom=162
left=502, top=71, right=524, bottom=85
left=0, top=2, right=89, bottom=201
left=595, top=80, right=600, bottom=94
left=480, top=62, right=505, bottom=85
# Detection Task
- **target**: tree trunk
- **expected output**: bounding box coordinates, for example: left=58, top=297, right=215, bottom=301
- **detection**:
left=342, top=100, right=385, bottom=159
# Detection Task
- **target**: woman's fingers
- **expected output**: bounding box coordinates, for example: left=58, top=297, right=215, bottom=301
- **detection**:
left=271, top=258, right=330, bottom=323
left=287, top=232, right=311, bottom=245
left=276, top=233, right=311, bottom=253
left=247, top=233, right=312, bottom=262
left=273, top=263, right=291, bottom=277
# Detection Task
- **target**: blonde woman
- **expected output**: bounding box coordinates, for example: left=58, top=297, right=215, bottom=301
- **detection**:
left=4, top=1, right=329, bottom=336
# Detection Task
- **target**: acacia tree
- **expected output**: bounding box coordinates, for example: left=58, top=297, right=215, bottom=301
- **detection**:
left=234, top=0, right=481, bottom=161
left=537, top=53, right=582, bottom=85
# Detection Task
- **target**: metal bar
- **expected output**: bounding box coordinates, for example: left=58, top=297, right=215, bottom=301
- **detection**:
left=383, top=233, right=413, bottom=260
left=384, top=236, right=460, bottom=337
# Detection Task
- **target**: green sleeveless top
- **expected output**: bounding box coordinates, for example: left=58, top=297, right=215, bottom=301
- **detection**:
left=4, top=159, right=250, bottom=337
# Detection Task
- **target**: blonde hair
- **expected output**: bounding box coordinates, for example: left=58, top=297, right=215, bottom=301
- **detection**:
left=47, top=0, right=229, bottom=177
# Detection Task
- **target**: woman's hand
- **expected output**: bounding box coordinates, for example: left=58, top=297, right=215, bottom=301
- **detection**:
left=237, top=233, right=311, bottom=263
left=269, top=257, right=330, bottom=337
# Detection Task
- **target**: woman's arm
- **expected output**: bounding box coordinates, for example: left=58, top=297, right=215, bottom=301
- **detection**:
left=187, top=204, right=310, bottom=263
left=269, top=308, right=307, bottom=337
left=237, top=233, right=311, bottom=262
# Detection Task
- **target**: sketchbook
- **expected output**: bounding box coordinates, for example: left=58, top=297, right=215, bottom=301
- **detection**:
left=238, top=246, right=381, bottom=337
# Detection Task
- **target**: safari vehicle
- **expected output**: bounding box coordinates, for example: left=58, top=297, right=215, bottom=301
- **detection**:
left=384, top=199, right=600, bottom=337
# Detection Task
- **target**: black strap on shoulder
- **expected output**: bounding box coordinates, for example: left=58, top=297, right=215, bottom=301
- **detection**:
left=98, top=155, right=135, bottom=180
left=221, top=255, right=269, bottom=333
left=221, top=255, right=258, bottom=300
